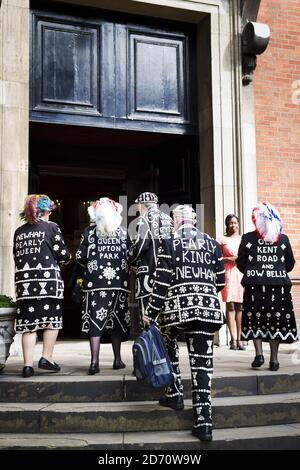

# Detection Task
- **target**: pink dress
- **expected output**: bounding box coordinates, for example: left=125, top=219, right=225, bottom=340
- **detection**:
left=218, top=235, right=243, bottom=303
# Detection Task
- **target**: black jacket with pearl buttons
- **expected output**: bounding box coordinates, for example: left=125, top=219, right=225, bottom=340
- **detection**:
left=236, top=231, right=295, bottom=286
left=145, top=224, right=226, bottom=330
left=13, top=220, right=71, bottom=300
left=76, top=225, right=130, bottom=293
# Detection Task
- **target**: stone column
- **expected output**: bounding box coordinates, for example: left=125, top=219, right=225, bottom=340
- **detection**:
left=231, top=0, right=259, bottom=232
left=0, top=0, right=29, bottom=297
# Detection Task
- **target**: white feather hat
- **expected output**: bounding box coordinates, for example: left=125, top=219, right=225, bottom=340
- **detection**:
left=88, top=198, right=122, bottom=236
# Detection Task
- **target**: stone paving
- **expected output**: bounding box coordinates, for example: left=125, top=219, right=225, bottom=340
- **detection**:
left=3, top=337, right=299, bottom=378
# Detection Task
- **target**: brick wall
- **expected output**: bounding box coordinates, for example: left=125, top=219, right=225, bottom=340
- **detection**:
left=255, top=0, right=300, bottom=323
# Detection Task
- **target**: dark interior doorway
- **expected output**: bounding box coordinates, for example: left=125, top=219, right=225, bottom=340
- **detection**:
left=29, top=122, right=199, bottom=337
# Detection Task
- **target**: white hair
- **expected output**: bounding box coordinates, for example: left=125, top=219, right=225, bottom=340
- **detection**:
left=88, top=198, right=122, bottom=237
left=173, top=204, right=196, bottom=221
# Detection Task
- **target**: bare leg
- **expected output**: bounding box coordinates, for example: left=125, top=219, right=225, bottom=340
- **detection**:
left=235, top=303, right=245, bottom=349
left=226, top=303, right=237, bottom=348
left=22, top=331, right=37, bottom=366
left=42, top=329, right=59, bottom=363
left=89, top=336, right=101, bottom=365
left=269, top=340, right=280, bottom=363
left=235, top=305, right=242, bottom=340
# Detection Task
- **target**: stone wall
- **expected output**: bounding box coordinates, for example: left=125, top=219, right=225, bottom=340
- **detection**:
left=0, top=0, right=29, bottom=297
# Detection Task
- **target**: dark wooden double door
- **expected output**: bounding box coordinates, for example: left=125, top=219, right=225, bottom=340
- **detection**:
left=30, top=2, right=197, bottom=135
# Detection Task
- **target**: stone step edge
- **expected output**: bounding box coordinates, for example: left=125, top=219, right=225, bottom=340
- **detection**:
left=0, top=423, right=300, bottom=450
left=1, top=373, right=299, bottom=404
left=1, top=391, right=300, bottom=411
left=1, top=372, right=299, bottom=382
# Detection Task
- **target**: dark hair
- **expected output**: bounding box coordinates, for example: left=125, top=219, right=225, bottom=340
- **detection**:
left=225, top=214, right=239, bottom=235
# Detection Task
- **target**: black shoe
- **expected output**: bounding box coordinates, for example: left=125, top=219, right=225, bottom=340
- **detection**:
left=159, top=395, right=184, bottom=410
left=38, top=357, right=61, bottom=372
left=113, top=360, right=126, bottom=370
left=251, top=354, right=264, bottom=368
left=192, top=425, right=213, bottom=442
left=269, top=361, right=280, bottom=371
left=88, top=363, right=100, bottom=375
left=22, top=366, right=34, bottom=378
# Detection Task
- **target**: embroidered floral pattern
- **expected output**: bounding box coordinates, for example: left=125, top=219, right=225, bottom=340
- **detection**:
left=103, top=266, right=116, bottom=281
left=96, top=307, right=107, bottom=321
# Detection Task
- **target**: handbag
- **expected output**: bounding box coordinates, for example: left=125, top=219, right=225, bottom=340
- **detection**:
left=132, top=323, right=174, bottom=389
left=71, top=278, right=84, bottom=304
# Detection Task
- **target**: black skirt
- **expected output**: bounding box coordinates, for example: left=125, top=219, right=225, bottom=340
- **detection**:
left=241, top=285, right=298, bottom=343
left=81, top=289, right=130, bottom=339
left=16, top=298, right=63, bottom=333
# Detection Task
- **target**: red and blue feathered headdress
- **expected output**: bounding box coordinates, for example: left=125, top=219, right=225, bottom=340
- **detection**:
left=20, top=194, right=55, bottom=224
left=252, top=202, right=282, bottom=243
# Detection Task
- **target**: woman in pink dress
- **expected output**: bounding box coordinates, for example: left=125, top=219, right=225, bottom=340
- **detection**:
left=219, top=214, right=245, bottom=350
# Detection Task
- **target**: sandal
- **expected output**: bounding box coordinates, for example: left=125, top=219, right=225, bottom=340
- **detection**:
left=237, top=340, right=246, bottom=350
left=229, top=340, right=237, bottom=350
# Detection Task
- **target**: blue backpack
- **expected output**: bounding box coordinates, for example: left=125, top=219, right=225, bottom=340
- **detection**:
left=132, top=323, right=174, bottom=389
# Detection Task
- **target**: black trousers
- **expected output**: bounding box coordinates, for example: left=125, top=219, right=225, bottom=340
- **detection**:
left=161, top=322, right=214, bottom=430
left=137, top=296, right=150, bottom=327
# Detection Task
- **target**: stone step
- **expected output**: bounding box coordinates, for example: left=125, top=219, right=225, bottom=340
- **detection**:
left=0, top=423, right=300, bottom=450
left=1, top=392, right=300, bottom=433
left=1, top=372, right=299, bottom=402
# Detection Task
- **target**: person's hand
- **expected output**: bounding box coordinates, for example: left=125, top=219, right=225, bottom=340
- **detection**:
left=224, top=256, right=236, bottom=263
left=143, top=312, right=151, bottom=327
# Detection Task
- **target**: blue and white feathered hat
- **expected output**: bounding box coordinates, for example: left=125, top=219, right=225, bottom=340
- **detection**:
left=252, top=202, right=282, bottom=243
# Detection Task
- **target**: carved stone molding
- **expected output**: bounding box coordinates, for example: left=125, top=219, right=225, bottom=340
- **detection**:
left=0, top=309, right=16, bottom=372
